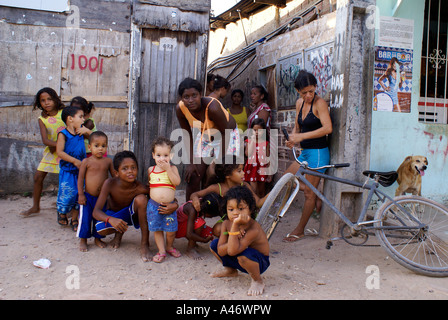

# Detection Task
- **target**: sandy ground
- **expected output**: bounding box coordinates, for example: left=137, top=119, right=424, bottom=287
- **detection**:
left=1, top=191, right=448, bottom=301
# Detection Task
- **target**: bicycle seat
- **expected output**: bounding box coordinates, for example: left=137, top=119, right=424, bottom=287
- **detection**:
left=362, top=170, right=398, bottom=187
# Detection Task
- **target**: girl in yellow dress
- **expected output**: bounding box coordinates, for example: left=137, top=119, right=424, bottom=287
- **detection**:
left=21, top=88, right=65, bottom=216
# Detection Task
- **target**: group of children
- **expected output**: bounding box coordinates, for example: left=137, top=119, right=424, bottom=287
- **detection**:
left=23, top=87, right=270, bottom=296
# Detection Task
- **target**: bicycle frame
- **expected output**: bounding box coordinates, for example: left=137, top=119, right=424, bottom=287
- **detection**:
left=294, top=165, right=426, bottom=231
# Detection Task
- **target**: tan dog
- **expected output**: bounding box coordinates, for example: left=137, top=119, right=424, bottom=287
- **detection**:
left=395, top=155, right=428, bottom=196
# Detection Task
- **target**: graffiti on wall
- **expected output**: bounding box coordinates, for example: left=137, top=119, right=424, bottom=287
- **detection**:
left=305, top=42, right=334, bottom=101
left=277, top=52, right=303, bottom=108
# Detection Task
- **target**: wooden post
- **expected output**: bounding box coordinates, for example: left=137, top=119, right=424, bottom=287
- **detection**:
left=320, top=0, right=375, bottom=238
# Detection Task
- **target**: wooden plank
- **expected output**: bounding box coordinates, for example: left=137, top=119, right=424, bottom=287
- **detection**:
left=61, top=95, right=127, bottom=102
left=0, top=24, right=63, bottom=96
left=148, top=33, right=158, bottom=103
left=140, top=31, right=152, bottom=102
left=169, top=34, right=179, bottom=103
left=136, top=0, right=210, bottom=13
left=0, top=0, right=132, bottom=33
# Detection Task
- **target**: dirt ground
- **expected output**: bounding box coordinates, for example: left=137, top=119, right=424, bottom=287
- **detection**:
left=1, top=191, right=448, bottom=301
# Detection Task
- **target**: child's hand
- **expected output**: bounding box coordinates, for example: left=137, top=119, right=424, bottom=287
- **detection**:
left=202, top=235, right=214, bottom=243
left=234, top=212, right=250, bottom=226
left=110, top=217, right=128, bottom=233
left=76, top=126, right=90, bottom=136
left=74, top=159, right=82, bottom=169
left=156, top=159, right=170, bottom=171
left=192, top=197, right=201, bottom=212
left=158, top=202, right=178, bottom=215
left=78, top=193, right=86, bottom=205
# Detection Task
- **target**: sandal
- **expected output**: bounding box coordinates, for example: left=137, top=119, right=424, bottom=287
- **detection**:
left=70, top=219, right=79, bottom=232
left=152, top=252, right=166, bottom=263
left=166, top=248, right=182, bottom=258
left=57, top=212, right=68, bottom=226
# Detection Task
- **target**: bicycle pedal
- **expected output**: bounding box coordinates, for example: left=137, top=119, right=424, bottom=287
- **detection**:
left=326, top=241, right=333, bottom=249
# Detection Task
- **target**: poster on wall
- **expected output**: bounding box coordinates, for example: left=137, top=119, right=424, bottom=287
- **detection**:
left=373, top=16, right=414, bottom=113
left=373, top=47, right=413, bottom=113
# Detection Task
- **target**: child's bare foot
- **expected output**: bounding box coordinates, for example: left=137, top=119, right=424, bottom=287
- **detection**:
left=211, top=267, right=238, bottom=278
left=186, top=248, right=203, bottom=260
left=140, top=244, right=151, bottom=262
left=110, top=233, right=123, bottom=249
left=247, top=279, right=265, bottom=296
left=20, top=207, right=40, bottom=217
left=79, top=238, right=88, bottom=252
left=95, top=238, right=107, bottom=249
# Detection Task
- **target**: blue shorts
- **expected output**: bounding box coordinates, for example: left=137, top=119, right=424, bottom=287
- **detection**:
left=147, top=198, right=178, bottom=232
left=78, top=192, right=102, bottom=239
left=210, top=239, right=270, bottom=275
left=95, top=200, right=140, bottom=233
left=297, top=147, right=330, bottom=173
left=57, top=169, right=79, bottom=214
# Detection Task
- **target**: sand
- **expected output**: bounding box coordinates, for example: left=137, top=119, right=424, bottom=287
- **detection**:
left=1, top=191, right=448, bottom=301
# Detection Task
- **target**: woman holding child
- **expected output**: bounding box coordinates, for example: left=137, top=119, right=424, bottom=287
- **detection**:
left=176, top=77, right=240, bottom=200
left=283, top=70, right=333, bottom=242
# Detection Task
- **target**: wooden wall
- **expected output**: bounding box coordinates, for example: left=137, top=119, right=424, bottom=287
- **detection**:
left=0, top=0, right=132, bottom=194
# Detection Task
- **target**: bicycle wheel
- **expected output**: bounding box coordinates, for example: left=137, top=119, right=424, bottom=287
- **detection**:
left=256, top=173, right=299, bottom=240
left=374, top=195, right=448, bottom=277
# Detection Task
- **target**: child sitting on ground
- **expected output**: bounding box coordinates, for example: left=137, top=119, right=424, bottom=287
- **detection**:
left=175, top=192, right=222, bottom=260
left=77, top=131, right=115, bottom=252
left=93, top=151, right=156, bottom=262
left=147, top=137, right=182, bottom=263
left=190, top=161, right=267, bottom=236
left=210, top=185, right=270, bottom=296
left=56, top=106, right=90, bottom=230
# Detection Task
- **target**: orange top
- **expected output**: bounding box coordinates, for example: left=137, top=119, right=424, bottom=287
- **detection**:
left=178, top=97, right=230, bottom=134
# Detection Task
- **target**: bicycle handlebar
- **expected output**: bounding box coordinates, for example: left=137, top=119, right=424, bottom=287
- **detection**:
left=292, top=147, right=350, bottom=170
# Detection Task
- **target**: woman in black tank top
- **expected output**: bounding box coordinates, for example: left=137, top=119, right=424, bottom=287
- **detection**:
left=283, top=70, right=333, bottom=242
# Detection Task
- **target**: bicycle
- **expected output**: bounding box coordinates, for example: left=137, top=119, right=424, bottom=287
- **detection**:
left=256, top=147, right=448, bottom=277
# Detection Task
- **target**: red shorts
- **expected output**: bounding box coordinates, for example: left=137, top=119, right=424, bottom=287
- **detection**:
left=176, top=217, right=213, bottom=239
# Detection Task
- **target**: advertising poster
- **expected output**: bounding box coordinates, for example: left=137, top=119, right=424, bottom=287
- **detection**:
left=373, top=46, right=413, bottom=113
left=373, top=16, right=414, bottom=113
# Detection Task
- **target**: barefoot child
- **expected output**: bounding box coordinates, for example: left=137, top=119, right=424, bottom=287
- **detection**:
left=147, top=137, right=182, bottom=263
left=21, top=88, right=65, bottom=216
left=175, top=192, right=222, bottom=260
left=77, top=131, right=115, bottom=251
left=92, top=151, right=155, bottom=261
left=190, top=162, right=267, bottom=236
left=210, top=185, right=270, bottom=296
left=56, top=106, right=91, bottom=230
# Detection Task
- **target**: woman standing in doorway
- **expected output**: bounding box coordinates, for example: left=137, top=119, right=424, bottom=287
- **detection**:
left=283, top=70, right=332, bottom=242
left=247, top=85, right=271, bottom=131
left=175, top=78, right=239, bottom=200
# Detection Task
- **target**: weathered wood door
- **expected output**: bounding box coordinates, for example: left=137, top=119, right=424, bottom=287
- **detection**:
left=135, top=28, right=207, bottom=182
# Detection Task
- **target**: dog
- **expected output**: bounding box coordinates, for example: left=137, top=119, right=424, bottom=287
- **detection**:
left=395, top=155, right=428, bottom=196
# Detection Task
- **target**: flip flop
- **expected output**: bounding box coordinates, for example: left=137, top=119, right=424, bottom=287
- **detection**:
left=305, top=228, right=319, bottom=236
left=70, top=219, right=79, bottom=232
left=283, top=233, right=305, bottom=242
left=57, top=212, right=68, bottom=226
left=153, top=252, right=166, bottom=263
left=166, top=248, right=182, bottom=258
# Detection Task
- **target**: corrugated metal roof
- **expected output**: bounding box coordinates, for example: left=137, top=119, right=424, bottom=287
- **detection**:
left=210, top=0, right=269, bottom=30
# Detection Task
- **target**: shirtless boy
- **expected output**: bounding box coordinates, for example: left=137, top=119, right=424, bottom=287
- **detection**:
left=210, top=185, right=270, bottom=296
left=92, top=151, right=152, bottom=261
left=77, top=131, right=115, bottom=252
